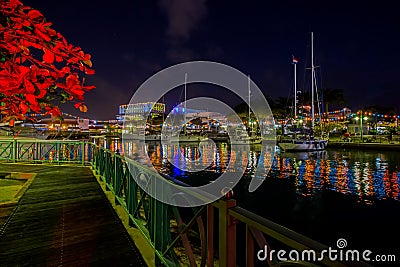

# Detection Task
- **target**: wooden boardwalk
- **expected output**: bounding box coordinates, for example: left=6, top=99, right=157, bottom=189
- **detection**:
left=0, top=164, right=147, bottom=267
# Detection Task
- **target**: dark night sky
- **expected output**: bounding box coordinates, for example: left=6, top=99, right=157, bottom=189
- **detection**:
left=23, top=0, right=400, bottom=120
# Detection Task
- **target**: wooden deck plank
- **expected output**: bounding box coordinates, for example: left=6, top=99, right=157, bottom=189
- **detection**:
left=0, top=164, right=147, bottom=267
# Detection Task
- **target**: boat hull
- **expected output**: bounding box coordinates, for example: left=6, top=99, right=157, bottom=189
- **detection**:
left=279, top=139, right=328, bottom=152
left=122, top=133, right=161, bottom=141
left=229, top=137, right=262, bottom=145
left=167, top=135, right=209, bottom=142
left=145, top=134, right=161, bottom=141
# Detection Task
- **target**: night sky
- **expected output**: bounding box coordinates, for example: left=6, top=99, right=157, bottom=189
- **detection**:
left=22, top=0, right=400, bottom=120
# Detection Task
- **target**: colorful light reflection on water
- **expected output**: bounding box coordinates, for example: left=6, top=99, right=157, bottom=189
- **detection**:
left=273, top=150, right=400, bottom=204
left=104, top=139, right=400, bottom=205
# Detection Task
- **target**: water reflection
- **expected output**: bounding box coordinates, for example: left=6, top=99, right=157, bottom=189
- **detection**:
left=283, top=150, right=400, bottom=204
left=99, top=138, right=400, bottom=204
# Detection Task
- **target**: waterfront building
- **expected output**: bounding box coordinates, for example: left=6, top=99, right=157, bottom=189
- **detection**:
left=168, top=106, right=228, bottom=133
left=117, top=102, right=165, bottom=122
left=118, top=102, right=166, bottom=135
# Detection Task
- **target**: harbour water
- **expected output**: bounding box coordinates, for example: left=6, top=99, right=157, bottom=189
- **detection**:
left=102, top=138, right=400, bottom=257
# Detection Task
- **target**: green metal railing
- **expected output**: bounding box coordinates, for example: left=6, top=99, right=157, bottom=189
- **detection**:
left=0, top=139, right=91, bottom=165
left=0, top=139, right=371, bottom=266
left=91, top=145, right=206, bottom=266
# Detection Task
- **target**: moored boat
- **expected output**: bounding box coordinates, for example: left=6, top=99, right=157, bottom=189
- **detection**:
left=278, top=32, right=328, bottom=152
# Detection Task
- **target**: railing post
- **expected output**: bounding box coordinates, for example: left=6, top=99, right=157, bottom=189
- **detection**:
left=218, top=199, right=237, bottom=267
left=99, top=149, right=105, bottom=179
left=207, top=204, right=214, bottom=266
left=81, top=142, right=85, bottom=166
left=57, top=142, right=61, bottom=165
left=39, top=142, right=43, bottom=162
left=12, top=138, right=17, bottom=162
left=91, top=144, right=96, bottom=169
left=126, top=168, right=137, bottom=227
left=151, top=198, right=169, bottom=266
left=246, top=225, right=254, bottom=267
left=104, top=151, right=111, bottom=190
left=114, top=153, right=121, bottom=205
left=34, top=142, right=38, bottom=161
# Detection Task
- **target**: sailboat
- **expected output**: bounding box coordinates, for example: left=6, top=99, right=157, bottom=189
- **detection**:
left=168, top=73, right=209, bottom=143
left=279, top=32, right=328, bottom=152
left=229, top=75, right=262, bottom=145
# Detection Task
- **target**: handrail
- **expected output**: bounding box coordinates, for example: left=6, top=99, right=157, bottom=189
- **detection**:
left=230, top=206, right=328, bottom=252
left=0, top=138, right=91, bottom=165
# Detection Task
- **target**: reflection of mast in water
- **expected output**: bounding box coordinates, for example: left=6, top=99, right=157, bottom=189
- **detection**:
left=333, top=160, right=349, bottom=195
left=366, top=165, right=375, bottom=201
left=293, top=159, right=315, bottom=197
left=360, top=162, right=371, bottom=198
left=383, top=167, right=391, bottom=200
left=353, top=162, right=362, bottom=198
left=246, top=151, right=256, bottom=173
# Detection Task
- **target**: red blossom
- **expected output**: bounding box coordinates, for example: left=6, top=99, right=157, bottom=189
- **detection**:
left=19, top=102, right=28, bottom=114
left=0, top=0, right=95, bottom=121
left=27, top=10, right=43, bottom=20
left=43, top=49, right=54, bottom=64
left=45, top=106, right=62, bottom=117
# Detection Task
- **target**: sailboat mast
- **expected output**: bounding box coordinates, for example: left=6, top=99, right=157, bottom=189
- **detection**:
left=311, top=32, right=315, bottom=129
left=184, top=72, right=187, bottom=123
left=294, top=59, right=297, bottom=118
left=248, top=75, right=251, bottom=132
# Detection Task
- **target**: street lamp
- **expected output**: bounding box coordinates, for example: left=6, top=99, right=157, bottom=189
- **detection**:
left=354, top=116, right=360, bottom=141
left=362, top=116, right=368, bottom=141
left=355, top=112, right=369, bottom=142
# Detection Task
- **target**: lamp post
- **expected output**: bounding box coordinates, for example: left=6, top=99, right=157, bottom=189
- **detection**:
left=354, top=116, right=361, bottom=142
left=360, top=112, right=363, bottom=141
left=355, top=111, right=368, bottom=142
left=363, top=115, right=368, bottom=141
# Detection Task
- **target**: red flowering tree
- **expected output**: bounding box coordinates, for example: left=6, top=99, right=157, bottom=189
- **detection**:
left=0, top=0, right=95, bottom=123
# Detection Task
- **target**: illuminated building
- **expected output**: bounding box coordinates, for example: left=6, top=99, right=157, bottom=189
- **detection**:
left=117, top=102, right=166, bottom=122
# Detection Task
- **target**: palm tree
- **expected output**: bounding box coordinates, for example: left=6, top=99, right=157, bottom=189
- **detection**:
left=271, top=96, right=292, bottom=120
left=321, top=88, right=346, bottom=113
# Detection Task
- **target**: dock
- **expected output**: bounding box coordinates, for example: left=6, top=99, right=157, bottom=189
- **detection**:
left=327, top=140, right=400, bottom=150
left=0, top=163, right=147, bottom=266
